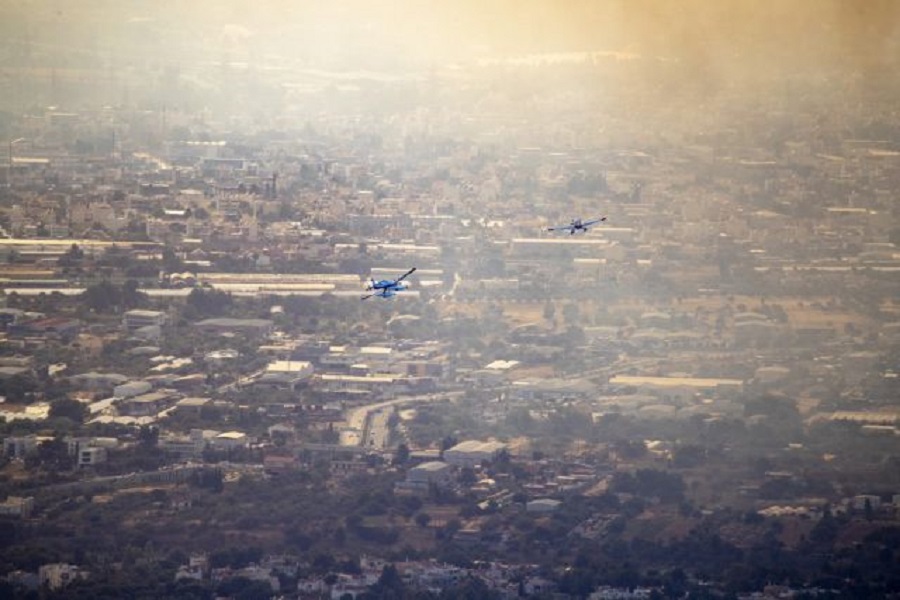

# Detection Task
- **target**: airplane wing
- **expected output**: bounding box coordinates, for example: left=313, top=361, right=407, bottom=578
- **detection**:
left=583, top=217, right=607, bottom=227
left=546, top=225, right=569, bottom=232
left=395, top=267, right=417, bottom=283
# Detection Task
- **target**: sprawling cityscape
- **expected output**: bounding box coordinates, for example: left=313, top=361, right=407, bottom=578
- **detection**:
left=1, top=2, right=899, bottom=599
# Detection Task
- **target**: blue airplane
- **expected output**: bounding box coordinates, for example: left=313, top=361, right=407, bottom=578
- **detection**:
left=362, top=267, right=417, bottom=300
left=546, top=216, right=607, bottom=235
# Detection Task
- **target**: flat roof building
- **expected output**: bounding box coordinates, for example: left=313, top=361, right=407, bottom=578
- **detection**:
left=123, top=310, right=167, bottom=331
left=443, top=440, right=507, bottom=468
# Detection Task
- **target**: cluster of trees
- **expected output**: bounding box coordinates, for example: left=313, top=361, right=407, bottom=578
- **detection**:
left=0, top=373, right=38, bottom=403
left=183, top=288, right=233, bottom=319
left=609, top=469, right=687, bottom=504
left=81, top=280, right=146, bottom=314
left=358, top=565, right=501, bottom=600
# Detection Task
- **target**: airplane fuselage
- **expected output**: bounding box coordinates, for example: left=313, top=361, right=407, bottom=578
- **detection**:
left=547, top=216, right=605, bottom=235
left=369, top=280, right=407, bottom=291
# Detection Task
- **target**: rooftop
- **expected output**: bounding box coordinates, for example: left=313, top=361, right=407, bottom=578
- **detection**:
left=609, top=375, right=744, bottom=388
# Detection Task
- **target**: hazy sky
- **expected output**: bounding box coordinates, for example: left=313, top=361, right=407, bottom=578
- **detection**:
left=3, top=0, right=898, bottom=70
left=1, top=0, right=898, bottom=115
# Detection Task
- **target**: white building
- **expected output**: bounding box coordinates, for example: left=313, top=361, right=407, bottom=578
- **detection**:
left=113, top=380, right=153, bottom=399
left=78, top=446, right=107, bottom=467
left=3, top=434, right=38, bottom=457
left=254, top=360, right=314, bottom=391
left=404, top=461, right=453, bottom=490
left=0, top=495, right=34, bottom=518
left=38, top=563, right=87, bottom=590
left=526, top=498, right=562, bottom=513
left=443, top=440, right=507, bottom=468
left=212, top=431, right=251, bottom=450
left=66, top=437, right=116, bottom=467
left=159, top=429, right=210, bottom=459
left=852, top=494, right=881, bottom=511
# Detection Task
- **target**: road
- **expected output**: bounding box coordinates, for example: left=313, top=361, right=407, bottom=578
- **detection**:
left=339, top=390, right=465, bottom=449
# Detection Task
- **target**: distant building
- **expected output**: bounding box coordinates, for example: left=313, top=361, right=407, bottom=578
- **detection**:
left=194, top=318, right=273, bottom=337
left=264, top=454, right=299, bottom=475
left=253, top=360, right=314, bottom=391
left=174, top=397, right=210, bottom=415
left=0, top=308, right=25, bottom=330
left=113, top=380, right=153, bottom=399
left=212, top=431, right=251, bottom=450
left=175, top=553, right=208, bottom=581
left=7, top=318, right=80, bottom=343
left=122, top=310, right=166, bottom=332
left=38, top=563, right=87, bottom=591
left=77, top=446, right=107, bottom=467
left=204, top=349, right=239, bottom=366
left=159, top=430, right=208, bottom=460
left=316, top=373, right=396, bottom=393
left=734, top=319, right=783, bottom=347
left=66, top=437, right=117, bottom=468
left=852, top=494, right=882, bottom=511
left=118, top=391, right=175, bottom=416
left=0, top=495, right=34, bottom=518
left=754, top=366, right=791, bottom=385
left=399, top=461, right=453, bottom=492
left=589, top=586, right=654, bottom=599
left=70, top=372, right=129, bottom=393
left=608, top=375, right=743, bottom=403
left=3, top=435, right=38, bottom=458
left=443, top=441, right=507, bottom=468
left=526, top=498, right=562, bottom=513
left=0, top=364, right=30, bottom=379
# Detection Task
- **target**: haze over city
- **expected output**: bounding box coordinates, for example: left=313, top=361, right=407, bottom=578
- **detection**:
left=0, top=2, right=898, bottom=599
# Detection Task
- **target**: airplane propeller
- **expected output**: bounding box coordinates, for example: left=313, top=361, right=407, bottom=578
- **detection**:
left=395, top=267, right=416, bottom=283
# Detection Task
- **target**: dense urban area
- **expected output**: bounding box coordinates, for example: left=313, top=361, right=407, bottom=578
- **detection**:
left=1, top=2, right=899, bottom=599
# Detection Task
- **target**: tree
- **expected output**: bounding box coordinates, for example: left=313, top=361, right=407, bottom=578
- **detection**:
left=189, top=468, right=224, bottom=492
left=562, top=302, right=580, bottom=326
left=543, top=301, right=556, bottom=323
left=393, top=443, right=410, bottom=466
left=415, top=512, right=432, bottom=528
left=138, top=425, right=159, bottom=447
left=185, top=288, right=233, bottom=319
left=459, top=466, right=478, bottom=486
left=81, top=280, right=121, bottom=313
left=48, top=398, right=88, bottom=424
left=162, top=247, right=183, bottom=272
left=0, top=373, right=38, bottom=403
left=57, top=243, right=84, bottom=268
left=672, top=444, right=707, bottom=468
left=440, top=435, right=458, bottom=454
left=122, top=279, right=147, bottom=309
left=26, top=436, right=73, bottom=472
left=438, top=576, right=499, bottom=599
left=216, top=577, right=272, bottom=600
